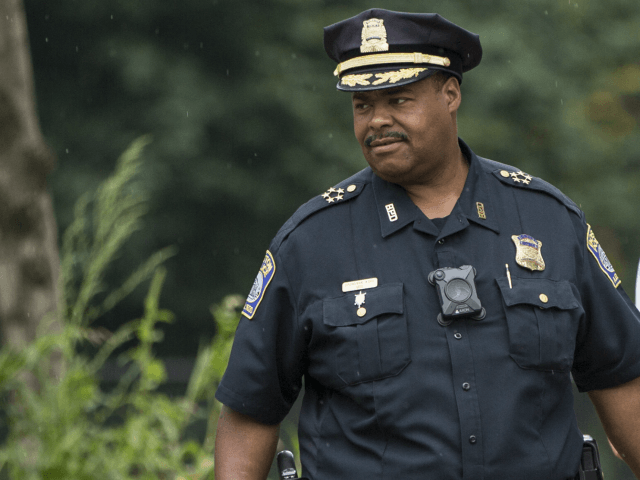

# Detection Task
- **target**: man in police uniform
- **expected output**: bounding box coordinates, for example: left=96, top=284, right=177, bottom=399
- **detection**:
left=215, top=9, right=640, bottom=480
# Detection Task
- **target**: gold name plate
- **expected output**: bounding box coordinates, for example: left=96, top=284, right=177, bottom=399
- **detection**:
left=342, top=277, right=378, bottom=293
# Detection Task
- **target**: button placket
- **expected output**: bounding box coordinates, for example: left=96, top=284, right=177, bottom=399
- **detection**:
left=443, top=321, right=484, bottom=474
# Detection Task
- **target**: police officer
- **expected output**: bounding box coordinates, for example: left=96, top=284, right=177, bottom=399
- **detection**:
left=215, top=9, right=640, bottom=480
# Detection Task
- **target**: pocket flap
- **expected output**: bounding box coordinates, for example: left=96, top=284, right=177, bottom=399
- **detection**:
left=323, top=283, right=404, bottom=327
left=496, top=277, right=579, bottom=310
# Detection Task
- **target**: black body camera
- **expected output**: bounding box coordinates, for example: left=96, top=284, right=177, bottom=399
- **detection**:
left=428, top=265, right=486, bottom=326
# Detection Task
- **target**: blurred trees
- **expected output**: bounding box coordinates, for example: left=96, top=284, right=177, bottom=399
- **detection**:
left=0, top=0, right=59, bottom=352
left=24, top=1, right=639, bottom=356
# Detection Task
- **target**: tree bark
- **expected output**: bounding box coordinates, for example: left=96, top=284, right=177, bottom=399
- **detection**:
left=0, top=0, right=60, bottom=352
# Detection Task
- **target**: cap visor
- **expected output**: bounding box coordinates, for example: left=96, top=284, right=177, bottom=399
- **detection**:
left=337, top=66, right=440, bottom=92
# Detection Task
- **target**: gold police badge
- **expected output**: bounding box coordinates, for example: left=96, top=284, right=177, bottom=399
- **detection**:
left=361, top=18, right=389, bottom=53
left=511, top=234, right=545, bottom=271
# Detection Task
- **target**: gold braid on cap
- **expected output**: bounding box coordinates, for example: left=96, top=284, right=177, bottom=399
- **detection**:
left=334, top=52, right=450, bottom=76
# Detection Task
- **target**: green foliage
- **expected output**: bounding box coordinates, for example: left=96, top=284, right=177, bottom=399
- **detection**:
left=61, top=135, right=177, bottom=328
left=0, top=140, right=247, bottom=479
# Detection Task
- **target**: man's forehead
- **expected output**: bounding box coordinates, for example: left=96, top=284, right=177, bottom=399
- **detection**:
left=352, top=86, right=412, bottom=100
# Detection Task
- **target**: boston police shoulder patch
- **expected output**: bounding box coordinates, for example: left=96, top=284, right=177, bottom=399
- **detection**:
left=242, top=250, right=276, bottom=319
left=586, top=224, right=620, bottom=288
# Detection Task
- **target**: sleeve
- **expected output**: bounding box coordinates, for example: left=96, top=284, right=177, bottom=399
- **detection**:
left=215, top=247, right=307, bottom=424
left=571, top=216, right=640, bottom=392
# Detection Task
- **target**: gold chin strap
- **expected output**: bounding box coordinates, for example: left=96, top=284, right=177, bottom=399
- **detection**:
left=334, top=52, right=451, bottom=76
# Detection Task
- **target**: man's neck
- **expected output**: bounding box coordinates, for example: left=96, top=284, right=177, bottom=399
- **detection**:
left=404, top=149, right=469, bottom=219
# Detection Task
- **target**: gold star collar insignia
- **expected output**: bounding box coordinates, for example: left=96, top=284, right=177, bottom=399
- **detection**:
left=509, top=170, right=532, bottom=185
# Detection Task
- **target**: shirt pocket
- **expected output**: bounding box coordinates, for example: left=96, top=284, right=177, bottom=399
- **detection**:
left=322, top=283, right=410, bottom=386
left=497, top=277, right=582, bottom=372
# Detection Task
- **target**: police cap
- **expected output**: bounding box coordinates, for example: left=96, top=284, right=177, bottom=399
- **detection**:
left=324, top=9, right=482, bottom=92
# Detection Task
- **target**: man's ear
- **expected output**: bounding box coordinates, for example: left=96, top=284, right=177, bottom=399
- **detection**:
left=443, top=76, right=462, bottom=113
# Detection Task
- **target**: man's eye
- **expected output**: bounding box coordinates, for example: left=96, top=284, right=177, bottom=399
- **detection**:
left=354, top=103, right=369, bottom=110
left=393, top=98, right=407, bottom=104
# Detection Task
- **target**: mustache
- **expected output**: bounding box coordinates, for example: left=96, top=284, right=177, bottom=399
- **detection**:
left=364, top=131, right=408, bottom=147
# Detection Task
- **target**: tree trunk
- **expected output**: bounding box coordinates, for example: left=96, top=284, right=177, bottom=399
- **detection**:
left=0, top=0, right=60, bottom=352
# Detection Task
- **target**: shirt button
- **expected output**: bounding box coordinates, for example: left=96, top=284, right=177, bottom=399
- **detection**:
left=462, top=382, right=470, bottom=391
left=469, top=435, right=477, bottom=444
left=454, top=332, right=462, bottom=339
left=438, top=239, right=445, bottom=245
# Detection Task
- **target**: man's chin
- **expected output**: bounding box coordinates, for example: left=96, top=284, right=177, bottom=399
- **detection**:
left=367, top=160, right=414, bottom=186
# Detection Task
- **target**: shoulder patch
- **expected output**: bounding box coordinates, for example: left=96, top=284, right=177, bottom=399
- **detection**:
left=489, top=164, right=581, bottom=216
left=586, top=224, right=621, bottom=288
left=242, top=250, right=276, bottom=319
left=270, top=168, right=371, bottom=255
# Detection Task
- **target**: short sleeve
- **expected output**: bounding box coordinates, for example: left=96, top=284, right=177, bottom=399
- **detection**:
left=215, top=249, right=306, bottom=424
left=571, top=219, right=640, bottom=392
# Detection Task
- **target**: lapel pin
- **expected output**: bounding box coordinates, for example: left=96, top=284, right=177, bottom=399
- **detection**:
left=355, top=291, right=367, bottom=317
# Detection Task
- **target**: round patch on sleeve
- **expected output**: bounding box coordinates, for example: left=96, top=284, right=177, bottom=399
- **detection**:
left=242, top=250, right=276, bottom=319
left=586, top=224, right=621, bottom=288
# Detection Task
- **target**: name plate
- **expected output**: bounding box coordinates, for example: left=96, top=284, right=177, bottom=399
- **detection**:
left=342, top=277, right=378, bottom=293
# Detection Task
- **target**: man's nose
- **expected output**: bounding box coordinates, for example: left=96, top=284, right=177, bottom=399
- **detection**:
left=368, top=106, right=393, bottom=130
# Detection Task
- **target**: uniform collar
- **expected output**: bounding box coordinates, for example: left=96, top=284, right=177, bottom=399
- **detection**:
left=372, top=138, right=500, bottom=238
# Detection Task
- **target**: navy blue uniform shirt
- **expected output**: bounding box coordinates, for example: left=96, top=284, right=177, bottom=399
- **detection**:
left=216, top=140, right=640, bottom=480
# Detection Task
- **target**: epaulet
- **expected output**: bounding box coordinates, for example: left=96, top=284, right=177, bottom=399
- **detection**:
left=269, top=168, right=370, bottom=255
left=480, top=157, right=582, bottom=217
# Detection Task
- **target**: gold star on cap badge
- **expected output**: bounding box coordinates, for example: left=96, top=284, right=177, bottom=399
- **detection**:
left=322, top=186, right=345, bottom=203
left=510, top=171, right=532, bottom=185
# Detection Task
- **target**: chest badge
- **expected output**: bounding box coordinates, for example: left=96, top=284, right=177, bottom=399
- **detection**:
left=511, top=234, right=545, bottom=271
left=354, top=291, right=367, bottom=317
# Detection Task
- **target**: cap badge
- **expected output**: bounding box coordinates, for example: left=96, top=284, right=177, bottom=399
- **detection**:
left=511, top=234, right=545, bottom=271
left=510, top=170, right=532, bottom=185
left=321, top=186, right=345, bottom=203
left=361, top=18, right=389, bottom=53
left=586, top=224, right=621, bottom=288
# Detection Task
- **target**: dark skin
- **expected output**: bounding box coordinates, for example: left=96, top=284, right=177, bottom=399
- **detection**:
left=588, top=377, right=640, bottom=477
left=214, top=405, right=279, bottom=480
left=351, top=75, right=468, bottom=218
left=214, top=75, right=640, bottom=479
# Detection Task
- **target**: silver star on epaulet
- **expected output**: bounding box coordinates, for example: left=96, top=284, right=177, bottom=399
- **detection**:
left=322, top=186, right=345, bottom=203
left=510, top=170, right=532, bottom=185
